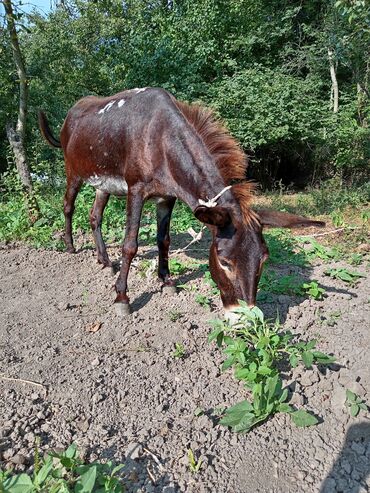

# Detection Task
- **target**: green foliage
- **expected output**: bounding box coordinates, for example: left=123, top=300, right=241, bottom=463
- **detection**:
left=172, top=342, right=186, bottom=359
left=195, top=294, right=211, bottom=308
left=345, top=389, right=369, bottom=417
left=168, top=310, right=182, bottom=322
left=324, top=267, right=365, bottom=284
left=302, top=281, right=326, bottom=300
left=208, top=303, right=334, bottom=433
left=0, top=443, right=124, bottom=492
left=187, top=449, right=202, bottom=474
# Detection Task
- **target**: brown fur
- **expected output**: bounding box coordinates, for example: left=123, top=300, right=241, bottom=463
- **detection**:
left=175, top=100, right=256, bottom=224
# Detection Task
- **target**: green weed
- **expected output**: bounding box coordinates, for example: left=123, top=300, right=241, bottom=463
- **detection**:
left=195, top=294, right=211, bottom=308
left=172, top=342, right=186, bottom=359
left=302, top=281, right=325, bottom=300
left=345, top=390, right=368, bottom=417
left=209, top=303, right=335, bottom=433
left=0, top=443, right=124, bottom=493
left=187, top=449, right=202, bottom=474
left=169, top=258, right=189, bottom=276
left=324, top=267, right=365, bottom=285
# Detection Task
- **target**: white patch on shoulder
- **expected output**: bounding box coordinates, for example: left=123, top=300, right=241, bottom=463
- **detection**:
left=86, top=174, right=128, bottom=196
left=98, top=101, right=115, bottom=115
left=132, top=87, right=147, bottom=94
left=118, top=99, right=126, bottom=107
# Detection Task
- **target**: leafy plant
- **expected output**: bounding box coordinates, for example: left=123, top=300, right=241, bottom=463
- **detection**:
left=0, top=443, right=124, bottom=493
left=172, top=342, right=186, bottom=359
left=345, top=390, right=368, bottom=417
left=169, top=258, right=189, bottom=276
left=331, top=210, right=345, bottom=227
left=302, top=281, right=325, bottom=300
left=298, top=238, right=339, bottom=261
left=324, top=267, right=365, bottom=284
left=208, top=303, right=334, bottom=433
left=348, top=254, right=363, bottom=266
left=195, top=294, right=211, bottom=308
left=187, top=449, right=202, bottom=474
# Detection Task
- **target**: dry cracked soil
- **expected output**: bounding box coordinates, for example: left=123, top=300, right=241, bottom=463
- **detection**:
left=0, top=235, right=369, bottom=493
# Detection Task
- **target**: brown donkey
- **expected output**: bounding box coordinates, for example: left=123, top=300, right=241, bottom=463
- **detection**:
left=39, top=87, right=324, bottom=317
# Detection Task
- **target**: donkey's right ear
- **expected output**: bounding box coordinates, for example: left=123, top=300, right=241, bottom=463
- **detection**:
left=194, top=205, right=231, bottom=228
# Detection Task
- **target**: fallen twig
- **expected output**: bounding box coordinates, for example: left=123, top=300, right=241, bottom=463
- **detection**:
left=143, top=447, right=165, bottom=471
left=299, top=227, right=358, bottom=238
left=0, top=373, right=47, bottom=393
left=146, top=465, right=157, bottom=484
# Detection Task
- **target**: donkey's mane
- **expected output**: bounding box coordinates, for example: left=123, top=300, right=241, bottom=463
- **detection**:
left=175, top=100, right=257, bottom=224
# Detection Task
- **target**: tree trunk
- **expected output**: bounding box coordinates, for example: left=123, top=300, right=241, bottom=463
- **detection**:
left=328, top=48, right=339, bottom=113
left=3, top=0, right=32, bottom=190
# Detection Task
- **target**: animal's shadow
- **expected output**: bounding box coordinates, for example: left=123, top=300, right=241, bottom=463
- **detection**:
left=320, top=422, right=370, bottom=493
left=106, top=228, right=355, bottom=325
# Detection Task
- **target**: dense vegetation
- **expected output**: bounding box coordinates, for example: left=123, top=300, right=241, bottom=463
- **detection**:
left=0, top=0, right=369, bottom=243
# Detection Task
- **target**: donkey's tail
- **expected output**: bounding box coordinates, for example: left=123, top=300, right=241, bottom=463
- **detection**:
left=38, top=111, right=61, bottom=148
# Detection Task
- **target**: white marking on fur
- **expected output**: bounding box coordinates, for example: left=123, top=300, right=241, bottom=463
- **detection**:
left=86, top=175, right=128, bottom=196
left=104, top=152, right=108, bottom=157
left=98, top=101, right=115, bottom=114
left=118, top=99, right=126, bottom=107
left=132, top=87, right=147, bottom=94
left=89, top=146, right=93, bottom=150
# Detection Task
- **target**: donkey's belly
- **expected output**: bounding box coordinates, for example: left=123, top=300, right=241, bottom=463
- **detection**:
left=85, top=175, right=128, bottom=196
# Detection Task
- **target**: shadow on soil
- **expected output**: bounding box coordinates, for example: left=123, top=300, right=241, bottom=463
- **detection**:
left=106, top=229, right=355, bottom=324
left=320, top=422, right=370, bottom=493
left=98, top=443, right=178, bottom=492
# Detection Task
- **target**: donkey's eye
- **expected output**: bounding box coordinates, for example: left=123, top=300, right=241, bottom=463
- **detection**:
left=219, top=258, right=233, bottom=271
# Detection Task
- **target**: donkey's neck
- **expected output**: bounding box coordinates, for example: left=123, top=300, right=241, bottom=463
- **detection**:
left=164, top=131, right=233, bottom=212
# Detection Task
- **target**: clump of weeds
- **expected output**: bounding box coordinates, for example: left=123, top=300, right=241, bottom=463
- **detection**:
left=195, top=294, right=211, bottom=308
left=0, top=443, right=124, bottom=492
left=209, top=303, right=335, bottom=433
left=302, top=281, right=326, bottom=300
left=324, top=267, right=365, bottom=285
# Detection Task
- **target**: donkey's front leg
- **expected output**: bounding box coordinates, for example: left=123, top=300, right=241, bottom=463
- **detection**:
left=90, top=190, right=111, bottom=267
left=114, top=188, right=144, bottom=315
left=156, top=198, right=176, bottom=293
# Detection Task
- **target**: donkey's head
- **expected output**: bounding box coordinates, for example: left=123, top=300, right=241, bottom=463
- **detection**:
left=194, top=205, right=324, bottom=319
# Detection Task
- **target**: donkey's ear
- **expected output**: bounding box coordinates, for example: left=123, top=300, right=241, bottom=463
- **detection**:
left=194, top=205, right=231, bottom=228
left=256, top=209, right=325, bottom=229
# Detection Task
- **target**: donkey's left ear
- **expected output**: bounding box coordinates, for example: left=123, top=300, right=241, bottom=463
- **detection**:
left=256, top=209, right=325, bottom=229
left=194, top=205, right=231, bottom=228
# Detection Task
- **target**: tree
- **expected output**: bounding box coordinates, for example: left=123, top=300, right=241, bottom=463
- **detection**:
left=2, top=0, right=38, bottom=220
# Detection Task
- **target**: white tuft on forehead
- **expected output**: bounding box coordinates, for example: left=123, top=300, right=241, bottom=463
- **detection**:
left=118, top=99, right=126, bottom=107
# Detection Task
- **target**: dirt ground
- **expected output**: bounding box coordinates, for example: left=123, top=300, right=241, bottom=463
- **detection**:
left=0, top=234, right=369, bottom=493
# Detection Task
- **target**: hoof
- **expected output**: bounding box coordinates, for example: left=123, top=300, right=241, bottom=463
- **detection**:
left=114, top=302, right=131, bottom=316
left=162, top=285, right=177, bottom=295
left=66, top=247, right=76, bottom=254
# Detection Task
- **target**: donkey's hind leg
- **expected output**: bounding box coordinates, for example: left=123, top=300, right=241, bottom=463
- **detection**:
left=90, top=190, right=111, bottom=267
left=156, top=198, right=176, bottom=293
left=64, top=175, right=82, bottom=253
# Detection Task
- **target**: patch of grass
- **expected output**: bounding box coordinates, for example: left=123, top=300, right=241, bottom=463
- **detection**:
left=208, top=303, right=335, bottom=433
left=0, top=443, right=124, bottom=493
